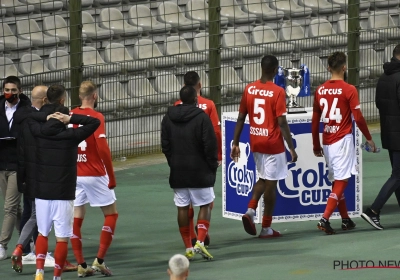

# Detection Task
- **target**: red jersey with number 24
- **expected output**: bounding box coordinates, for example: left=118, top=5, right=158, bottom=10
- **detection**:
left=239, top=80, right=287, bottom=154
left=313, top=80, right=360, bottom=145
left=71, top=107, right=107, bottom=177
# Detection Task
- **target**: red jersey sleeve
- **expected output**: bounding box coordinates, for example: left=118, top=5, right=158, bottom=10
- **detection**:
left=347, top=86, right=372, bottom=140
left=275, top=89, right=287, bottom=117
left=94, top=113, right=106, bottom=139
left=174, top=100, right=182, bottom=106
left=239, top=88, right=248, bottom=114
left=208, top=101, right=222, bottom=161
left=312, top=92, right=322, bottom=151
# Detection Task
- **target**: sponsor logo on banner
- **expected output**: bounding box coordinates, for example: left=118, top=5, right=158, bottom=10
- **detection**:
left=278, top=132, right=332, bottom=206
left=227, top=141, right=255, bottom=196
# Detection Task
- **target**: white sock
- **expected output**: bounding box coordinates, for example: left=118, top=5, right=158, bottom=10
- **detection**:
left=247, top=208, right=256, bottom=216
left=196, top=241, right=204, bottom=246
left=186, top=248, right=193, bottom=253
left=36, top=269, right=44, bottom=275
left=53, top=277, right=61, bottom=280
left=262, top=227, right=273, bottom=235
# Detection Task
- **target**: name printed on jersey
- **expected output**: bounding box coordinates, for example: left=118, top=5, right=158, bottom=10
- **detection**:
left=247, top=86, right=274, bottom=97
left=250, top=126, right=269, bottom=137
left=317, top=86, right=343, bottom=95
left=198, top=103, right=207, bottom=110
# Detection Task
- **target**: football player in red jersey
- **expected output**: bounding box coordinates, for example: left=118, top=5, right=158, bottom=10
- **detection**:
left=175, top=71, right=221, bottom=246
left=312, top=52, right=376, bottom=234
left=69, top=81, right=118, bottom=276
left=231, top=55, right=298, bottom=238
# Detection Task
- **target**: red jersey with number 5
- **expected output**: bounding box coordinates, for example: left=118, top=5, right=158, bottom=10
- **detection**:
left=239, top=80, right=287, bottom=154
left=70, top=107, right=107, bottom=176
left=313, top=80, right=360, bottom=145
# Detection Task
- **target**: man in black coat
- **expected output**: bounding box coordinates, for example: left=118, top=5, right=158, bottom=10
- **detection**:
left=27, top=85, right=100, bottom=280
left=0, top=76, right=32, bottom=261
left=362, top=44, right=400, bottom=230
left=161, top=86, right=217, bottom=261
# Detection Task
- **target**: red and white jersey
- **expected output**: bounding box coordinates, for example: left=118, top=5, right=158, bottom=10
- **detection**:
left=70, top=107, right=107, bottom=177
left=175, top=95, right=222, bottom=160
left=239, top=80, right=287, bottom=154
left=313, top=80, right=360, bottom=145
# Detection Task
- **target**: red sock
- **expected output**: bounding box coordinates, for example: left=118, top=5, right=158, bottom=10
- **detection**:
left=196, top=220, right=210, bottom=243
left=323, top=180, right=348, bottom=220
left=262, top=216, right=272, bottom=228
left=97, top=213, right=118, bottom=260
left=248, top=199, right=258, bottom=210
left=35, top=235, right=48, bottom=270
left=71, top=217, right=85, bottom=264
left=337, top=196, right=350, bottom=219
left=188, top=207, right=196, bottom=240
left=179, top=226, right=192, bottom=249
left=54, top=241, right=68, bottom=277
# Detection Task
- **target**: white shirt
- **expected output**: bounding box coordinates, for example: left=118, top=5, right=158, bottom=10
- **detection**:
left=5, top=100, right=19, bottom=129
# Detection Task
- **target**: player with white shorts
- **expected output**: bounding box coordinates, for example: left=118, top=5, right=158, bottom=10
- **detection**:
left=231, top=55, right=297, bottom=239
left=312, top=51, right=376, bottom=235
left=69, top=81, right=118, bottom=277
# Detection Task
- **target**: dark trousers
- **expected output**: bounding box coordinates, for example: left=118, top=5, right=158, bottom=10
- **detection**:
left=371, top=150, right=400, bottom=212
left=20, top=195, right=38, bottom=253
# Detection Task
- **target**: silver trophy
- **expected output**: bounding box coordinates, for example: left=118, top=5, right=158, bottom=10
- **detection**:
left=283, top=68, right=306, bottom=114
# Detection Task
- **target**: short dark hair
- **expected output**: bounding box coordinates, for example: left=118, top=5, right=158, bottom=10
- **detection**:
left=393, top=44, right=400, bottom=59
left=261, top=55, right=279, bottom=75
left=47, top=85, right=65, bottom=104
left=183, top=71, right=200, bottom=87
left=328, top=52, right=347, bottom=72
left=179, top=85, right=197, bottom=104
left=2, top=76, right=21, bottom=90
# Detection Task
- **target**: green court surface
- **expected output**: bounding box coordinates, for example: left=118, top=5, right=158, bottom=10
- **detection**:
left=1, top=132, right=400, bottom=280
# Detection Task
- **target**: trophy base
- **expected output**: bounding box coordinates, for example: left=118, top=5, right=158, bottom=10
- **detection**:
left=287, top=106, right=307, bottom=114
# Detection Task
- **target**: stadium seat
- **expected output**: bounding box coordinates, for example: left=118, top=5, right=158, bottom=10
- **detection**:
left=126, top=77, right=170, bottom=105
left=251, top=26, right=294, bottom=54
left=384, top=44, right=396, bottom=62
left=0, top=23, right=32, bottom=50
left=48, top=50, right=70, bottom=79
left=300, top=55, right=329, bottom=86
left=153, top=72, right=182, bottom=102
left=269, top=0, right=312, bottom=18
left=82, top=46, right=122, bottom=77
left=104, top=43, right=147, bottom=72
left=0, top=8, right=5, bottom=16
left=19, top=54, right=59, bottom=83
left=1, top=0, right=34, bottom=16
left=82, top=11, right=114, bottom=40
left=367, top=13, right=400, bottom=41
left=165, top=36, right=207, bottom=65
left=279, top=21, right=323, bottom=51
left=329, top=0, right=370, bottom=12
left=157, top=2, right=201, bottom=31
left=16, top=19, right=60, bottom=47
left=297, top=0, right=341, bottom=16
left=61, top=0, right=94, bottom=9
left=99, top=8, right=142, bottom=37
left=242, top=0, right=284, bottom=21
left=198, top=70, right=210, bottom=97
left=99, top=81, right=144, bottom=109
left=308, top=18, right=347, bottom=48
left=94, top=0, right=121, bottom=6
left=337, top=15, right=379, bottom=44
left=360, top=49, right=383, bottom=78
left=193, top=32, right=235, bottom=61
left=222, top=29, right=264, bottom=59
left=20, top=0, right=63, bottom=12
left=128, top=5, right=172, bottom=34
left=221, top=67, right=246, bottom=97
left=43, top=15, right=87, bottom=43
left=370, top=0, right=399, bottom=9
left=220, top=0, right=257, bottom=24
left=0, top=56, right=23, bottom=78
left=185, top=0, right=229, bottom=28
left=0, top=43, right=4, bottom=52
left=132, top=39, right=178, bottom=69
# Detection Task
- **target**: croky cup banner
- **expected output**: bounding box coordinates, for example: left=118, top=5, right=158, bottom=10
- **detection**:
left=222, top=110, right=362, bottom=223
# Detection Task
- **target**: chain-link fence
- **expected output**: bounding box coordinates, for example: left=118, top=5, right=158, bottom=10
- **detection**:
left=0, top=0, right=398, bottom=158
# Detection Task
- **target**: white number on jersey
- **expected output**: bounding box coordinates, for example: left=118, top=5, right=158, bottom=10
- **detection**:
left=253, top=98, right=266, bottom=125
left=320, top=97, right=342, bottom=123
left=78, top=140, right=87, bottom=151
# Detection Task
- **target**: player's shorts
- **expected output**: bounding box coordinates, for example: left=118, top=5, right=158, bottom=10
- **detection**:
left=35, top=198, right=73, bottom=238
left=253, top=152, right=288, bottom=180
left=173, top=187, right=215, bottom=207
left=74, top=175, right=117, bottom=207
left=323, top=134, right=358, bottom=181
